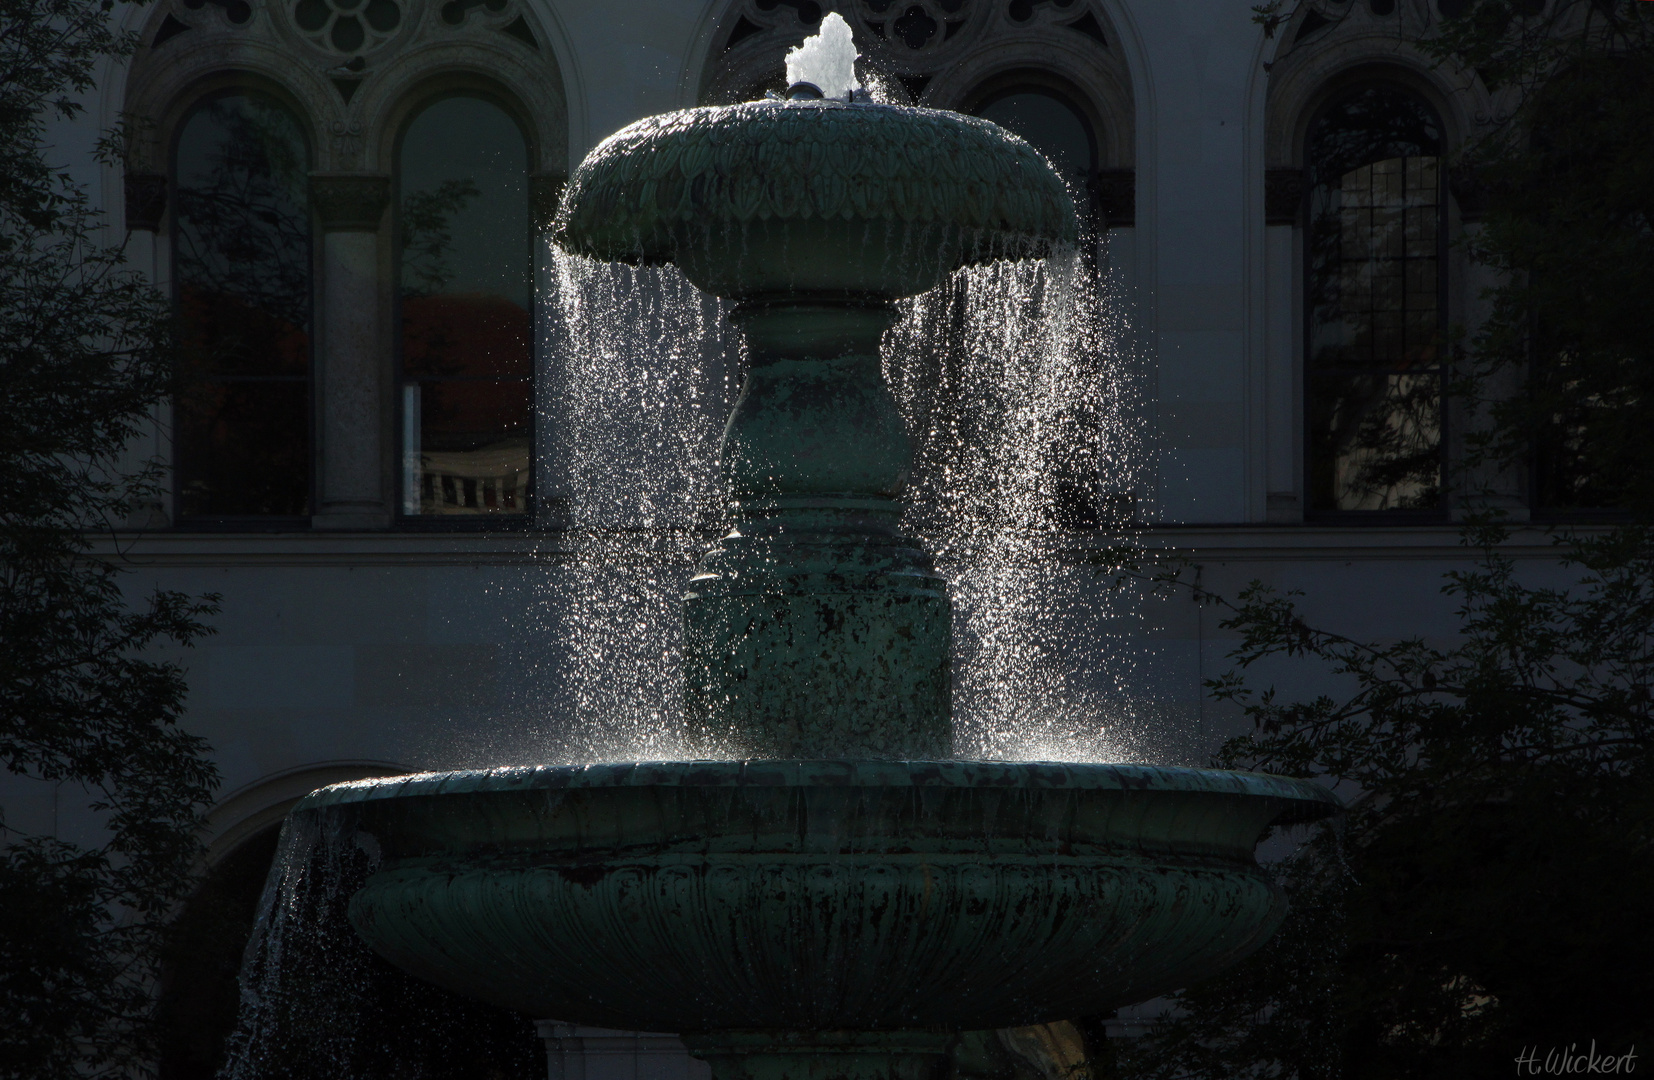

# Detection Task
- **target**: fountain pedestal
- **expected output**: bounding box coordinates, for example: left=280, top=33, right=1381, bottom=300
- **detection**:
left=311, top=64, right=1341, bottom=1080
left=684, top=301, right=949, bottom=758
left=683, top=1032, right=952, bottom=1080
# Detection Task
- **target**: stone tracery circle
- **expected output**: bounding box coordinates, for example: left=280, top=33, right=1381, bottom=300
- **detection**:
left=292, top=0, right=403, bottom=54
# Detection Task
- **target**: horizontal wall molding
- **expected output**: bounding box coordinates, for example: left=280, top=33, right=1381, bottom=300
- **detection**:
left=88, top=525, right=1598, bottom=568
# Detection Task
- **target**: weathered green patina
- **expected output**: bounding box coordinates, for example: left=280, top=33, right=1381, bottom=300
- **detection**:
left=556, top=97, right=1075, bottom=758
left=323, top=763, right=1337, bottom=1028
left=680, top=300, right=949, bottom=758
left=553, top=98, right=1076, bottom=300
left=316, top=83, right=1341, bottom=1080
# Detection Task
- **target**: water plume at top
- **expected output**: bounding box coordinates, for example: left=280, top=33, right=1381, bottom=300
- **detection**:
left=785, top=11, right=860, bottom=98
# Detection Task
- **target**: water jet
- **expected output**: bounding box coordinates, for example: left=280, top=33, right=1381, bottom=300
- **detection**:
left=287, top=23, right=1336, bottom=1080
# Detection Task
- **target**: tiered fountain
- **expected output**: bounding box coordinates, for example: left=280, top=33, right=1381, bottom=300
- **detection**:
left=296, top=18, right=1336, bottom=1080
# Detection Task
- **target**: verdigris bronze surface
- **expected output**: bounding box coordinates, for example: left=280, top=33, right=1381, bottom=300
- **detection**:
left=553, top=97, right=1083, bottom=757
left=324, top=763, right=1337, bottom=1028
left=554, top=99, right=1076, bottom=300
left=313, top=61, right=1341, bottom=1080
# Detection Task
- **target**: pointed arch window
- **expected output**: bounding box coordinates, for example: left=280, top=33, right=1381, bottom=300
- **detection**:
left=1304, top=84, right=1448, bottom=516
left=172, top=92, right=313, bottom=521
left=396, top=95, right=533, bottom=521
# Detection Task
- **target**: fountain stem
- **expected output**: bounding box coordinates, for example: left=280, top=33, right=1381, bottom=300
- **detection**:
left=682, top=300, right=951, bottom=760
left=311, top=27, right=1341, bottom=1080
left=683, top=1031, right=952, bottom=1080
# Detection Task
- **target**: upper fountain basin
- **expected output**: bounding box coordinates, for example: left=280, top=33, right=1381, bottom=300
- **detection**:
left=553, top=99, right=1078, bottom=301
left=309, top=761, right=1338, bottom=1031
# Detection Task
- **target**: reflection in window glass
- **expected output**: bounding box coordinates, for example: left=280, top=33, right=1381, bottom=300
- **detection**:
left=398, top=97, right=531, bottom=518
left=173, top=94, right=312, bottom=519
left=1306, top=85, right=1445, bottom=513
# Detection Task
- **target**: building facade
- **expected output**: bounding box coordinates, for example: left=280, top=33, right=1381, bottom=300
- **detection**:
left=6, top=0, right=1567, bottom=1072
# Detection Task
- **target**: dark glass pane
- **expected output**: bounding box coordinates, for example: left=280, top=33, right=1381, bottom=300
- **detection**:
left=1533, top=350, right=1631, bottom=512
left=174, top=95, right=310, bottom=375
left=402, top=293, right=531, bottom=379
left=402, top=380, right=531, bottom=516
left=176, top=380, right=311, bottom=517
left=173, top=93, right=312, bottom=518
left=1306, top=86, right=1444, bottom=513
left=975, top=91, right=1095, bottom=183
left=1308, top=371, right=1441, bottom=511
left=398, top=97, right=531, bottom=517
left=1307, top=85, right=1440, bottom=183
left=399, top=97, right=529, bottom=310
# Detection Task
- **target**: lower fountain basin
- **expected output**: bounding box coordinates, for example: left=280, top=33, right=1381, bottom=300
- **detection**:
left=302, top=761, right=1337, bottom=1031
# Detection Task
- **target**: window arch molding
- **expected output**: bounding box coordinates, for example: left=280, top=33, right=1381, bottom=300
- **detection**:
left=124, top=0, right=568, bottom=179
left=1266, top=53, right=1484, bottom=177
left=953, top=67, right=1115, bottom=170
left=360, top=54, right=566, bottom=182
left=920, top=43, right=1131, bottom=171
left=127, top=63, right=328, bottom=182
left=197, top=759, right=410, bottom=861
left=371, top=71, right=552, bottom=183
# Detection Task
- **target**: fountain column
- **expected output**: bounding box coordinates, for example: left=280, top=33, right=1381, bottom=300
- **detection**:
left=682, top=300, right=951, bottom=759
left=303, top=27, right=1341, bottom=1080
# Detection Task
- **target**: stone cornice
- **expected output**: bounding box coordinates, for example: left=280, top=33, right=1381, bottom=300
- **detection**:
left=84, top=524, right=1592, bottom=568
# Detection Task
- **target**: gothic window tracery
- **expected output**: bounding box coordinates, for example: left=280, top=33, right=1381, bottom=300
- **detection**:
left=699, top=0, right=1132, bottom=219
left=292, top=0, right=404, bottom=55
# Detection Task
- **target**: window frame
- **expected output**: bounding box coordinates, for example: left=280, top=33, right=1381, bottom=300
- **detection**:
left=168, top=85, right=318, bottom=531
left=1300, top=81, right=1452, bottom=523
left=962, top=73, right=1103, bottom=231
left=391, top=88, right=537, bottom=531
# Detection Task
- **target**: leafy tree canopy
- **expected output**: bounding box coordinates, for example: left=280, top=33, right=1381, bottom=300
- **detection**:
left=1113, top=3, right=1654, bottom=1077
left=1, top=0, right=221, bottom=1075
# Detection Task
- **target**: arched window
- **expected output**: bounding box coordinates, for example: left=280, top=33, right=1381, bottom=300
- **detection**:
left=396, top=96, right=533, bottom=520
left=970, top=85, right=1109, bottom=528
left=1304, top=84, right=1446, bottom=515
left=172, top=93, right=313, bottom=521
left=973, top=87, right=1098, bottom=223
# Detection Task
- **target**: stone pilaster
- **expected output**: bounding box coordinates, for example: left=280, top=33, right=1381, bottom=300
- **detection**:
left=310, top=173, right=391, bottom=529
left=311, top=173, right=391, bottom=231
left=1091, top=167, right=1135, bottom=227
left=1264, top=167, right=1305, bottom=226
left=124, top=172, right=167, bottom=232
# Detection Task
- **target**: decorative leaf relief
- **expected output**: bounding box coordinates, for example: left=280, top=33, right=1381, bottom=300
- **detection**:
left=558, top=100, right=1074, bottom=265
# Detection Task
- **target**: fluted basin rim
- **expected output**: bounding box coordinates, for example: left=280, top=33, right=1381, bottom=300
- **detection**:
left=297, top=760, right=1340, bottom=825
left=552, top=98, right=1079, bottom=271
